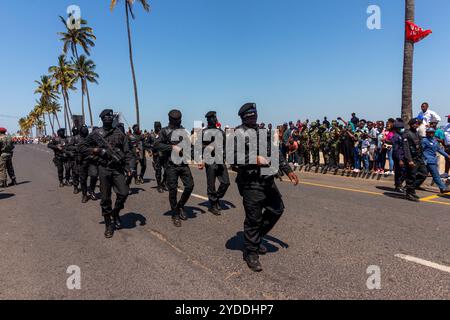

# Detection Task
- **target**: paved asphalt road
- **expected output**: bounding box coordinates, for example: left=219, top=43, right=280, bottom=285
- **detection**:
left=0, top=144, right=449, bottom=300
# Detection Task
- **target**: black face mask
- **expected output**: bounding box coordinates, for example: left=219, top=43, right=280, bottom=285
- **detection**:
left=242, top=113, right=258, bottom=128
left=154, top=125, right=162, bottom=132
left=102, top=115, right=114, bottom=129
left=169, top=118, right=181, bottom=128
left=80, top=127, right=89, bottom=138
left=57, top=131, right=65, bottom=138
left=207, top=116, right=218, bottom=128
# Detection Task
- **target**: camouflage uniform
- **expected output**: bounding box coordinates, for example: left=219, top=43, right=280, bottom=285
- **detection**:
left=320, top=125, right=330, bottom=168
left=0, top=133, right=14, bottom=187
left=309, top=122, right=321, bottom=167
left=298, top=123, right=310, bottom=166
left=328, top=122, right=341, bottom=168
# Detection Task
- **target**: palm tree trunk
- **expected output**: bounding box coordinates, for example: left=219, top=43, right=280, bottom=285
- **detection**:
left=125, top=1, right=140, bottom=127
left=81, top=80, right=86, bottom=125
left=401, top=0, right=415, bottom=123
left=48, top=112, right=55, bottom=135
left=85, top=82, right=94, bottom=128
left=62, top=91, right=72, bottom=135
left=42, top=114, right=48, bottom=136
left=54, top=112, right=61, bottom=129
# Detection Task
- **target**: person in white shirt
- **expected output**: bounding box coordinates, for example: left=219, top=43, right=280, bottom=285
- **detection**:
left=418, top=102, right=442, bottom=126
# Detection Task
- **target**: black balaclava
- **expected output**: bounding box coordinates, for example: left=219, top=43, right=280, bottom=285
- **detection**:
left=100, top=109, right=114, bottom=130
left=72, top=127, right=80, bottom=136
left=206, top=112, right=218, bottom=128
left=117, top=123, right=125, bottom=134
left=80, top=126, right=89, bottom=138
left=154, top=121, right=162, bottom=133
left=241, top=109, right=258, bottom=129
left=57, top=128, right=66, bottom=138
left=132, top=124, right=140, bottom=135
left=168, top=109, right=182, bottom=128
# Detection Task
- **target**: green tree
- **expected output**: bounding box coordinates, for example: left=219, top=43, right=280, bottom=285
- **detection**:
left=59, top=16, right=96, bottom=60
left=74, top=55, right=99, bottom=128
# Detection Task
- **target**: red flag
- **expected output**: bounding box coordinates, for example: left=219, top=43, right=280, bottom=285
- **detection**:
left=406, top=21, right=432, bottom=43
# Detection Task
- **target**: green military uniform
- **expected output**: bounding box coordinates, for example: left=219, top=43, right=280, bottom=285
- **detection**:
left=309, top=122, right=321, bottom=167
left=0, top=133, right=14, bottom=187
left=320, top=125, right=330, bottom=168
left=298, top=123, right=310, bottom=166
left=328, top=121, right=341, bottom=169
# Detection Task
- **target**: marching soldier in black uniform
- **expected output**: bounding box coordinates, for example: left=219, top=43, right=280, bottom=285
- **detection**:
left=154, top=110, right=194, bottom=227
left=144, top=121, right=166, bottom=193
left=129, top=124, right=147, bottom=185
left=78, top=125, right=99, bottom=203
left=79, top=109, right=135, bottom=238
left=231, top=103, right=299, bottom=272
left=66, top=127, right=82, bottom=194
left=198, top=111, right=230, bottom=215
left=392, top=120, right=406, bottom=193
left=48, top=128, right=70, bottom=187
left=403, top=118, right=428, bottom=202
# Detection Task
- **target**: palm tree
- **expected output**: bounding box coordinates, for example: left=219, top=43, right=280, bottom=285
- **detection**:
left=110, top=0, right=150, bottom=127
left=47, top=100, right=62, bottom=130
left=74, top=55, right=99, bottom=128
left=59, top=16, right=96, bottom=60
left=401, top=0, right=415, bottom=123
left=18, top=117, right=32, bottom=136
left=35, top=75, right=59, bottom=134
left=49, top=55, right=77, bottom=134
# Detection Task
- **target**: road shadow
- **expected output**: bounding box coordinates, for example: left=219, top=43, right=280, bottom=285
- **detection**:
left=162, top=206, right=206, bottom=219
left=225, top=232, right=288, bottom=254
left=129, top=187, right=145, bottom=195
left=383, top=192, right=407, bottom=200
left=143, top=178, right=155, bottom=184
left=198, top=200, right=236, bottom=211
left=376, top=186, right=398, bottom=192
left=0, top=193, right=14, bottom=200
left=120, top=212, right=147, bottom=229
left=98, top=212, right=147, bottom=229
left=11, top=180, right=31, bottom=186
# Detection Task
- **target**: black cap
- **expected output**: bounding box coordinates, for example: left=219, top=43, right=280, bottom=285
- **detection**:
left=154, top=121, right=161, bottom=128
left=205, top=111, right=217, bottom=119
left=238, top=103, right=257, bottom=117
left=168, top=109, right=182, bottom=120
left=99, top=109, right=113, bottom=119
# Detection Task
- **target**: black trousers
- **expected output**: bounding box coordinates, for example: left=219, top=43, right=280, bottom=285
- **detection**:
left=166, top=165, right=194, bottom=212
left=238, top=179, right=285, bottom=256
left=65, top=160, right=74, bottom=182
left=6, top=155, right=15, bottom=179
left=205, top=164, right=230, bottom=203
left=99, top=166, right=129, bottom=216
left=393, top=158, right=406, bottom=188
left=152, top=155, right=165, bottom=186
left=137, top=157, right=147, bottom=178
left=53, top=157, right=68, bottom=182
left=71, top=160, right=81, bottom=187
left=80, top=161, right=99, bottom=195
left=404, top=158, right=428, bottom=195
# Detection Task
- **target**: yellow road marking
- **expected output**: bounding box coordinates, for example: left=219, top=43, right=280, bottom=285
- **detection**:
left=419, top=194, right=440, bottom=201
left=281, top=179, right=384, bottom=196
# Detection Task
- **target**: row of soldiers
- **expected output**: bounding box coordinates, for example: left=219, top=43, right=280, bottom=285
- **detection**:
left=47, top=105, right=299, bottom=272
left=282, top=120, right=344, bottom=169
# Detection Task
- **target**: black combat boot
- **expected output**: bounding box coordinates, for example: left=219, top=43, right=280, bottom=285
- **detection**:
left=243, top=253, right=263, bottom=272
left=172, top=213, right=182, bottom=227
left=208, top=201, right=221, bottom=216
left=139, top=176, right=145, bottom=184
left=112, top=208, right=123, bottom=230
left=259, top=244, right=268, bottom=255
left=59, top=181, right=65, bottom=188
left=81, top=194, right=89, bottom=203
left=135, top=177, right=141, bottom=185
left=157, top=185, right=164, bottom=193
left=9, top=178, right=17, bottom=186
left=104, top=214, right=115, bottom=238
left=73, top=186, right=80, bottom=194
left=88, top=190, right=97, bottom=201
left=178, top=207, right=188, bottom=221
left=394, top=186, right=405, bottom=193
left=405, top=193, right=419, bottom=202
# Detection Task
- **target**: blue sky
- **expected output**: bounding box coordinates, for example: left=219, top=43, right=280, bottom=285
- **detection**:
left=0, top=0, right=449, bottom=132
